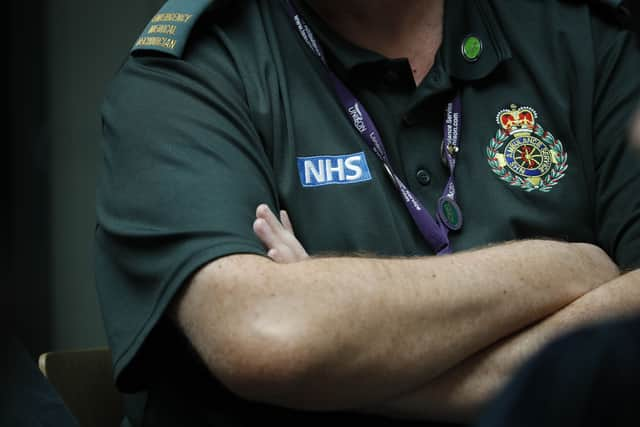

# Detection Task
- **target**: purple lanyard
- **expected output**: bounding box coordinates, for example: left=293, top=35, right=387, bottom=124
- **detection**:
left=285, top=1, right=463, bottom=255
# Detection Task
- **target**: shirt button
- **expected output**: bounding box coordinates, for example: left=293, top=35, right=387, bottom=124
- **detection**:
left=416, top=169, right=432, bottom=186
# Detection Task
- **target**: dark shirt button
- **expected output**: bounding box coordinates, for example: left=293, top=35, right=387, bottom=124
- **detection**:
left=384, top=68, right=400, bottom=85
left=416, top=169, right=432, bottom=186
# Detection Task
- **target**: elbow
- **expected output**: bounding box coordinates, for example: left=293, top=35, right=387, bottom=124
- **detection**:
left=208, top=310, right=325, bottom=409
left=179, top=255, right=337, bottom=409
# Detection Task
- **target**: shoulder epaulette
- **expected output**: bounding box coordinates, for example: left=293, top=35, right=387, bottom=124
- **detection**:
left=131, top=0, right=218, bottom=57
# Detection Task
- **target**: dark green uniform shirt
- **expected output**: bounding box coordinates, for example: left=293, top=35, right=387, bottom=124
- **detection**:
left=97, top=0, right=640, bottom=425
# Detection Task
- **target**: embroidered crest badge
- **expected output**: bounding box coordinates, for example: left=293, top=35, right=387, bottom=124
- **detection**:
left=486, top=105, right=568, bottom=192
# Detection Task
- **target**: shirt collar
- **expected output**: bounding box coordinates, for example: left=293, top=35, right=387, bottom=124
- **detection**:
left=294, top=0, right=384, bottom=77
left=294, top=0, right=512, bottom=83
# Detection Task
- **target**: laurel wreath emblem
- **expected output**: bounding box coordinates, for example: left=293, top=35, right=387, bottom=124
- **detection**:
left=486, top=124, right=568, bottom=193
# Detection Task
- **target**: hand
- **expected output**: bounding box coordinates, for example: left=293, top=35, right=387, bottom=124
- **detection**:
left=253, top=204, right=309, bottom=263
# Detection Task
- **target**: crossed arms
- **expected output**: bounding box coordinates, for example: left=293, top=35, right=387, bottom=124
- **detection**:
left=171, top=204, right=639, bottom=423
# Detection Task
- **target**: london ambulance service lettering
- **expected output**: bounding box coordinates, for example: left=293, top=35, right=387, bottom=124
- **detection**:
left=297, top=152, right=372, bottom=187
left=284, top=0, right=463, bottom=255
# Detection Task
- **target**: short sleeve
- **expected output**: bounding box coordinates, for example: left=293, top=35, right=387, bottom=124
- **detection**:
left=592, top=17, right=640, bottom=270
left=96, top=29, right=275, bottom=391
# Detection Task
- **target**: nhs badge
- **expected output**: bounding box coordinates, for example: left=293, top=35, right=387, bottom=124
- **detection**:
left=297, top=152, right=372, bottom=187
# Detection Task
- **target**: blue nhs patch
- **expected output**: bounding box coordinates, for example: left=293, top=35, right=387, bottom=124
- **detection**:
left=297, top=152, right=372, bottom=187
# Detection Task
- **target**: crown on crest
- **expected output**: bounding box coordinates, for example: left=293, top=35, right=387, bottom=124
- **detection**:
left=496, top=105, right=538, bottom=131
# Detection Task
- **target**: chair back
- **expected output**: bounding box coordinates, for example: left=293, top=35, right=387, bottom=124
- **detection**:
left=38, top=348, right=123, bottom=427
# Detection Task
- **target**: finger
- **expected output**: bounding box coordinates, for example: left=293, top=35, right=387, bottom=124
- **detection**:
left=254, top=217, right=300, bottom=263
left=277, top=211, right=309, bottom=260
left=267, top=248, right=279, bottom=262
left=267, top=248, right=296, bottom=264
left=280, top=210, right=294, bottom=233
left=255, top=204, right=309, bottom=263
left=255, top=203, right=270, bottom=218
left=290, top=241, right=309, bottom=260
left=256, top=204, right=290, bottom=239
left=256, top=204, right=282, bottom=229
left=257, top=205, right=303, bottom=255
left=253, top=217, right=282, bottom=251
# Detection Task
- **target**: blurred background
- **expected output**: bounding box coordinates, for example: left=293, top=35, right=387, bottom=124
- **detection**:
left=5, top=0, right=640, bottom=360
left=6, top=0, right=165, bottom=358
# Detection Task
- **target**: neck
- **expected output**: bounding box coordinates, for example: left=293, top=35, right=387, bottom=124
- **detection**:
left=305, top=0, right=444, bottom=83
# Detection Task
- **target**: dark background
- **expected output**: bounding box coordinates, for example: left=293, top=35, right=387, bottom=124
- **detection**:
left=6, top=0, right=165, bottom=356
left=5, top=1, right=640, bottom=358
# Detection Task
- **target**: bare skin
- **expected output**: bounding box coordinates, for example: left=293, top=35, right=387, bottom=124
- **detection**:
left=252, top=204, right=640, bottom=422
left=256, top=209, right=308, bottom=263
left=175, top=238, right=620, bottom=415
left=306, top=0, right=444, bottom=84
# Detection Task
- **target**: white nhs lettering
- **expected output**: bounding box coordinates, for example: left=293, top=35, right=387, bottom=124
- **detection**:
left=297, top=152, right=372, bottom=187
left=304, top=156, right=363, bottom=183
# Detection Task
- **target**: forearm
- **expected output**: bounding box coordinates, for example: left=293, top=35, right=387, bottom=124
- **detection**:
left=177, top=240, right=618, bottom=410
left=371, top=269, right=640, bottom=423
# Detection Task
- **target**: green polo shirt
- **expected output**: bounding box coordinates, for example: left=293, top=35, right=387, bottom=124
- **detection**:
left=96, top=0, right=640, bottom=425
